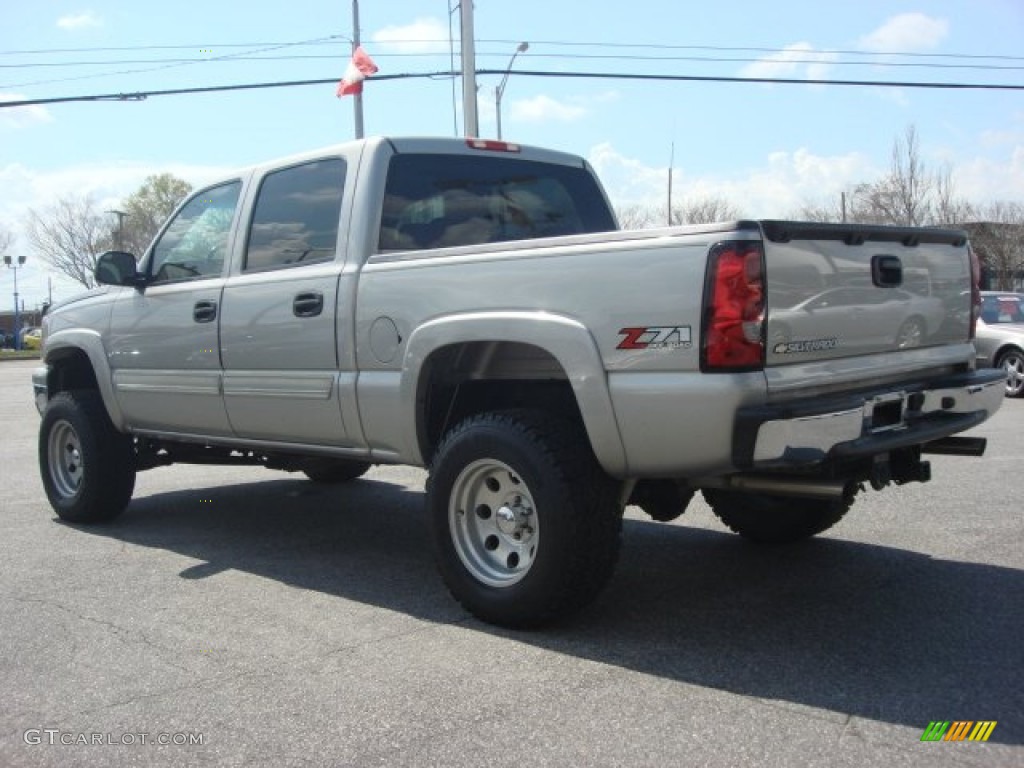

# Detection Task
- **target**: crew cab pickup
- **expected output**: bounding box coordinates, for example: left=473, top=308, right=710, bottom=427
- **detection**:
left=34, top=136, right=1004, bottom=627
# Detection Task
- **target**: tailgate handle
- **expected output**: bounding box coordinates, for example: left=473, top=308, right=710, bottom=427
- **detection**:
left=872, top=254, right=903, bottom=287
left=293, top=291, right=324, bottom=318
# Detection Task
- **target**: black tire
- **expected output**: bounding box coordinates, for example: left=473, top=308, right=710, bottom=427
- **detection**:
left=302, top=459, right=372, bottom=483
left=38, top=390, right=136, bottom=523
left=702, top=487, right=855, bottom=544
left=629, top=479, right=694, bottom=522
left=996, top=348, right=1024, bottom=398
left=427, top=409, right=622, bottom=628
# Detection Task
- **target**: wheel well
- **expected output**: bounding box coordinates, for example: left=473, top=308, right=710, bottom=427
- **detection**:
left=416, top=341, right=582, bottom=464
left=46, top=348, right=99, bottom=396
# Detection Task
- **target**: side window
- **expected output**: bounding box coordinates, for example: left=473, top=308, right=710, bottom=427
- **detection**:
left=244, top=158, right=346, bottom=272
left=149, top=181, right=241, bottom=284
left=378, top=154, right=616, bottom=252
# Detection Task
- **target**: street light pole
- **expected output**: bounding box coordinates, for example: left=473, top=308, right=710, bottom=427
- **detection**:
left=495, top=42, right=528, bottom=140
left=4, top=254, right=26, bottom=351
left=108, top=209, right=127, bottom=251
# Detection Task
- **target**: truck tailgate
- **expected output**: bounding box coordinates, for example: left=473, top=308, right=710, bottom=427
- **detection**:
left=761, top=221, right=971, bottom=377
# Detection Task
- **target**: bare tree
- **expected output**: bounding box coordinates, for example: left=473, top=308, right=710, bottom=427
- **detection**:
left=615, top=204, right=659, bottom=230
left=933, top=164, right=974, bottom=227
left=671, top=196, right=743, bottom=225
left=617, top=196, right=742, bottom=230
left=796, top=125, right=969, bottom=227
left=25, top=195, right=110, bottom=289
left=966, top=202, right=1024, bottom=291
left=0, top=223, right=13, bottom=258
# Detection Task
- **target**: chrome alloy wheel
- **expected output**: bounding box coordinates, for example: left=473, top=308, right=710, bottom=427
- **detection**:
left=449, top=459, right=540, bottom=588
left=1002, top=350, right=1024, bottom=397
left=47, top=419, right=84, bottom=500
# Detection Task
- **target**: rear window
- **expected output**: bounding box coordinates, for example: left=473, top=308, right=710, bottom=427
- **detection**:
left=378, top=153, right=615, bottom=252
left=980, top=295, right=1024, bottom=324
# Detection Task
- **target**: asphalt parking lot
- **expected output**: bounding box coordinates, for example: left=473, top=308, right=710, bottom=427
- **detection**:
left=0, top=358, right=1021, bottom=767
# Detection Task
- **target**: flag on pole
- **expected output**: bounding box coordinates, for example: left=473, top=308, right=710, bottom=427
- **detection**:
left=336, top=46, right=378, bottom=97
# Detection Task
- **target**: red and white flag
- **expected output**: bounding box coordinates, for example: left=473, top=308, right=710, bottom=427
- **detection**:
left=336, top=46, right=378, bottom=97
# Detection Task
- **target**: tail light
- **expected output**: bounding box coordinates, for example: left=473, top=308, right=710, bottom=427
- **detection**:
left=968, top=245, right=981, bottom=340
left=702, top=241, right=765, bottom=371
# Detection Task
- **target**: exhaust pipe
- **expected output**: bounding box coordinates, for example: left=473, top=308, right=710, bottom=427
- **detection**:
left=922, top=436, right=987, bottom=457
left=699, top=474, right=854, bottom=500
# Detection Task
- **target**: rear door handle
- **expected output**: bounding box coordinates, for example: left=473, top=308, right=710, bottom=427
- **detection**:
left=293, top=291, right=324, bottom=318
left=193, top=300, right=218, bottom=323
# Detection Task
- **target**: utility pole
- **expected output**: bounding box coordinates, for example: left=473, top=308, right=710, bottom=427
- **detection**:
left=352, top=0, right=364, bottom=139
left=460, top=1, right=479, bottom=137
left=667, top=143, right=675, bottom=226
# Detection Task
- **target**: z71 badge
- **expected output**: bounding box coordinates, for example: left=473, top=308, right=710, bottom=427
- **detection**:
left=617, top=326, right=693, bottom=350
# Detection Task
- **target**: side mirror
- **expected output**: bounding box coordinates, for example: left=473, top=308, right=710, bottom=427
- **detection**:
left=95, top=251, right=144, bottom=288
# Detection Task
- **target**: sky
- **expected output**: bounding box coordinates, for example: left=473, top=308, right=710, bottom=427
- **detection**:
left=1, top=0, right=1023, bottom=308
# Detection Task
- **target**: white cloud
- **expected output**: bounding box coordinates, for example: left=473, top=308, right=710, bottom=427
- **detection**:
left=510, top=94, right=586, bottom=123
left=371, top=17, right=448, bottom=55
left=0, top=94, right=53, bottom=130
left=956, top=146, right=1024, bottom=202
left=859, top=13, right=948, bottom=52
left=740, top=43, right=837, bottom=81
left=588, top=143, right=877, bottom=218
left=56, top=11, right=102, bottom=31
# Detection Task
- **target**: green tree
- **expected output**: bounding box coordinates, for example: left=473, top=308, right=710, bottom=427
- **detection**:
left=116, top=173, right=193, bottom=256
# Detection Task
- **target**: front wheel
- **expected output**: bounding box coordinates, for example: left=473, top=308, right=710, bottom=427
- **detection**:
left=702, top=488, right=855, bottom=544
left=39, top=391, right=136, bottom=523
left=427, top=410, right=622, bottom=628
left=996, top=348, right=1024, bottom=397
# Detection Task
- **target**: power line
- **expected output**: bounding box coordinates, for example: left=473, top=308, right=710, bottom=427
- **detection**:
left=4, top=37, right=1023, bottom=62
left=4, top=52, right=1024, bottom=72
left=2, top=68, right=1022, bottom=111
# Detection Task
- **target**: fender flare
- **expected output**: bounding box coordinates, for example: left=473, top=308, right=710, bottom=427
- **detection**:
left=400, top=311, right=629, bottom=476
left=43, top=330, right=127, bottom=430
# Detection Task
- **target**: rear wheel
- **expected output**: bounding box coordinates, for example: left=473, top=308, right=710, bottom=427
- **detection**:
left=39, top=391, right=136, bottom=523
left=702, top=488, right=855, bottom=544
left=302, top=459, right=372, bottom=483
left=996, top=348, right=1024, bottom=397
left=427, top=410, right=622, bottom=628
left=629, top=479, right=694, bottom=522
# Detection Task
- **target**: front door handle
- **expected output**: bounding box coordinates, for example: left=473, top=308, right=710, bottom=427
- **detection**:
left=193, top=300, right=217, bottom=323
left=293, top=291, right=324, bottom=318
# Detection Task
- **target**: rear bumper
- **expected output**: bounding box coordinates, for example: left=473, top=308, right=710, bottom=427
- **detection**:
left=733, top=369, right=1005, bottom=470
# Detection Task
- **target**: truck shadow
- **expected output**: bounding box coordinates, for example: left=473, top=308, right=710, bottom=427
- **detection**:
left=65, top=473, right=1022, bottom=745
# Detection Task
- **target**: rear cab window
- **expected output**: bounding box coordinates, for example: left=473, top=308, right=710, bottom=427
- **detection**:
left=378, top=153, right=615, bottom=252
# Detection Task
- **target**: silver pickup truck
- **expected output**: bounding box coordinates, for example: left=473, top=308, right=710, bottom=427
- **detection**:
left=33, top=136, right=1004, bottom=627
